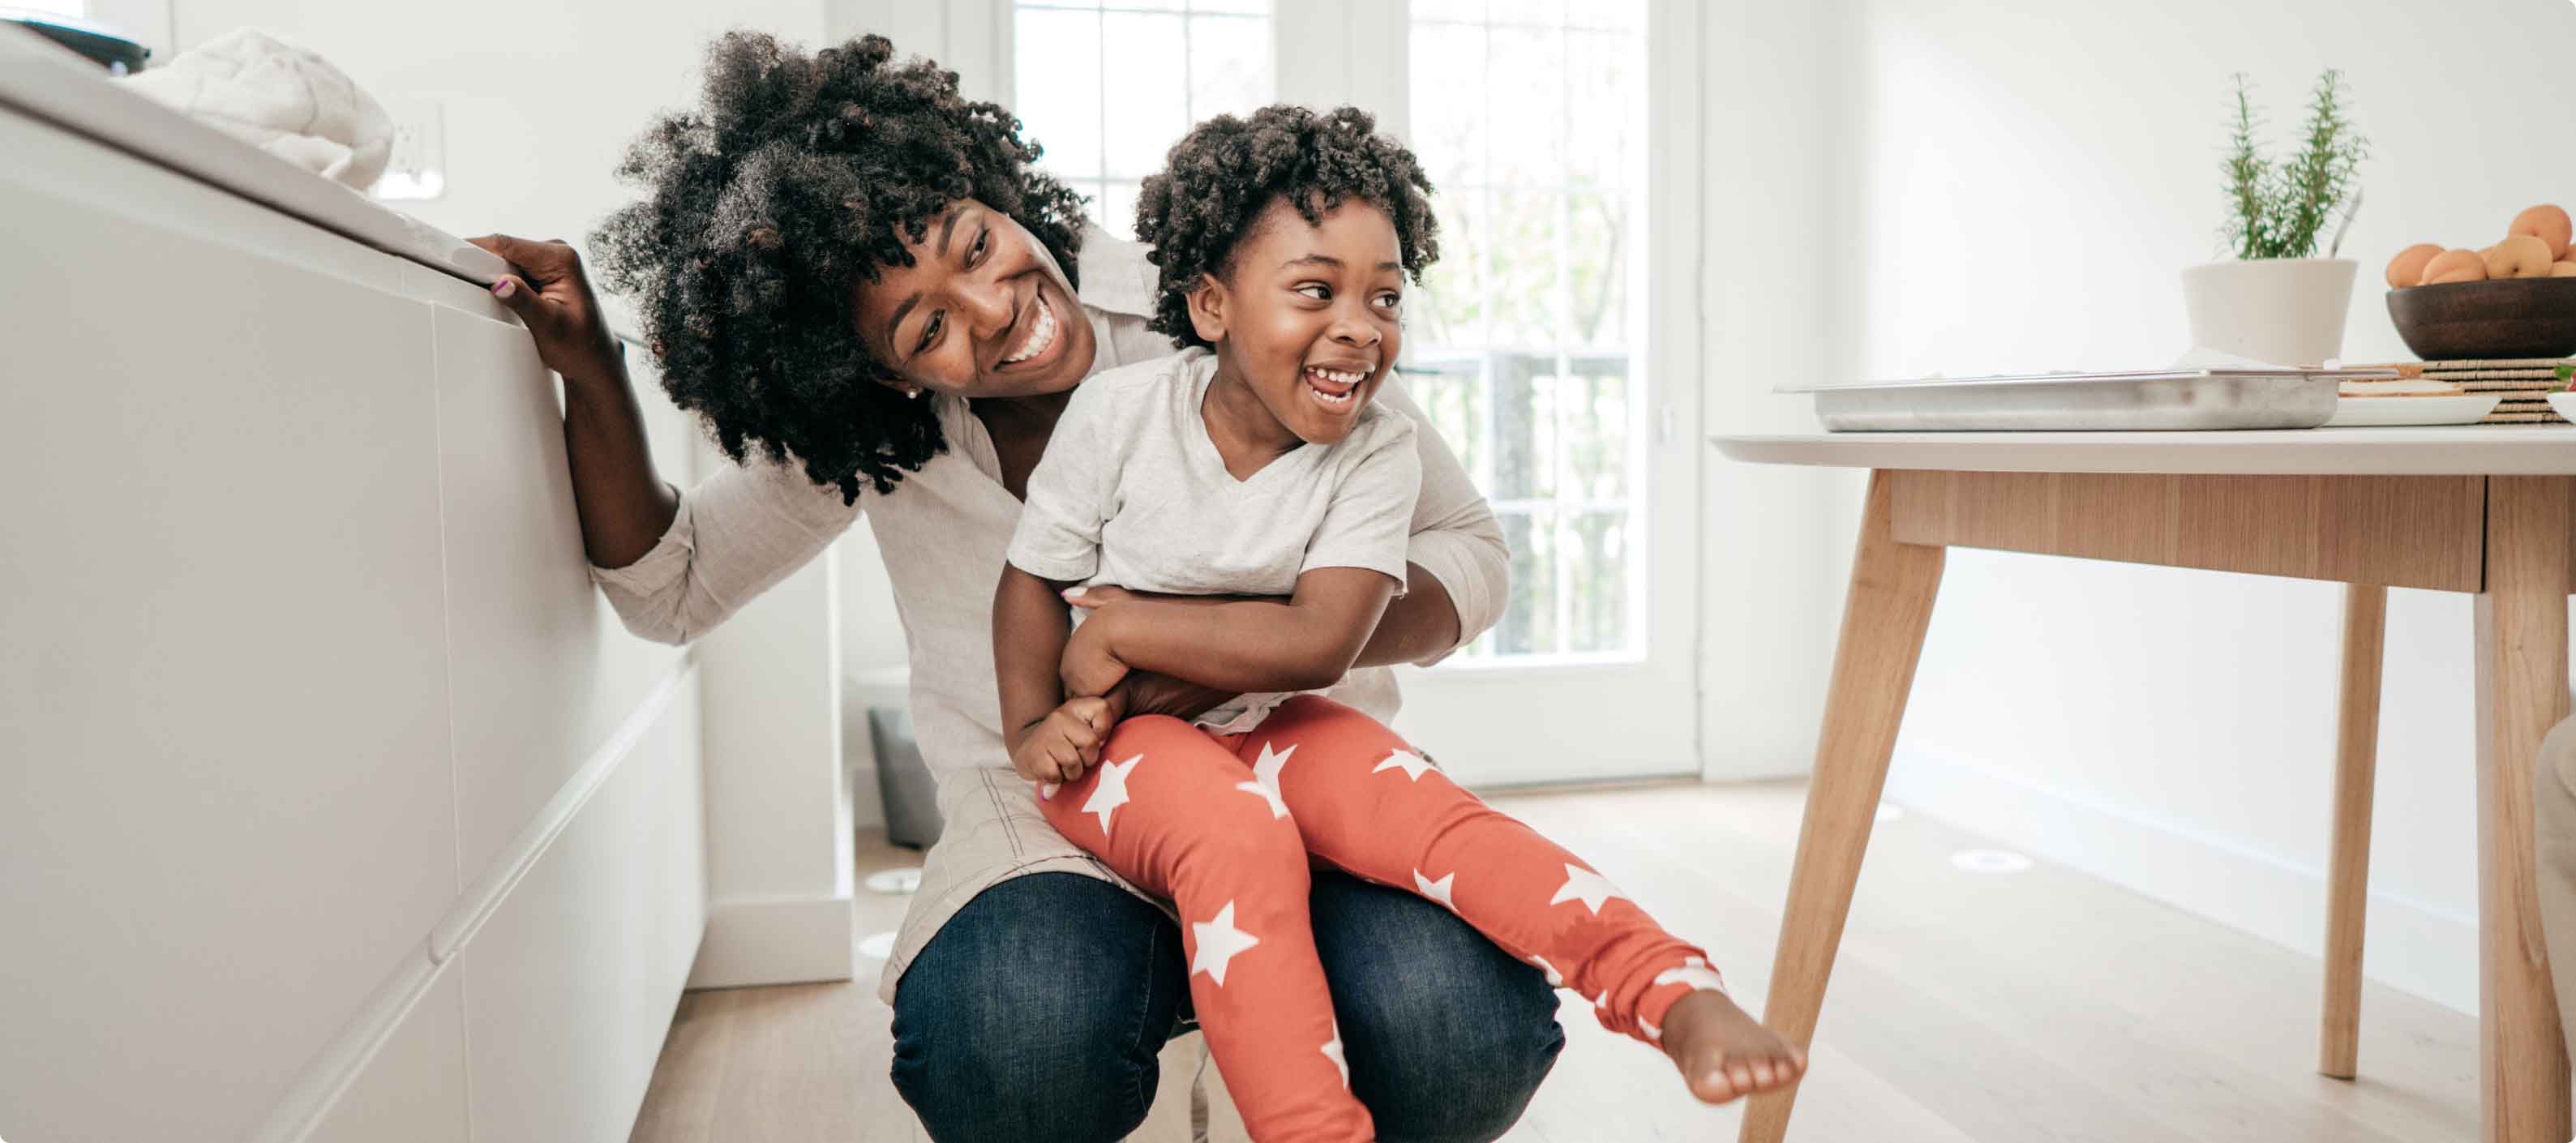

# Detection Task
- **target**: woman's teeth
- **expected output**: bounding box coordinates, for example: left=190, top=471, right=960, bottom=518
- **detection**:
left=1303, top=366, right=1364, bottom=409
left=1002, top=297, right=1057, bottom=365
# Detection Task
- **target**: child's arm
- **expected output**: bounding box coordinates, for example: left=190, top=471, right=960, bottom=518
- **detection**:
left=994, top=375, right=1126, bottom=783
left=993, top=563, right=1111, bottom=784
left=1063, top=569, right=1397, bottom=696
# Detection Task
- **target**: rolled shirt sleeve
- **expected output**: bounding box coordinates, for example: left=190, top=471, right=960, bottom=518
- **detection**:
left=1373, top=374, right=1510, bottom=665
left=1003, top=378, right=1121, bottom=584
left=1301, top=413, right=1422, bottom=588
left=588, top=450, right=862, bottom=646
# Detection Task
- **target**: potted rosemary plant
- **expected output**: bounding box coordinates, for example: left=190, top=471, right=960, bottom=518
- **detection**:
left=2182, top=69, right=2369, bottom=366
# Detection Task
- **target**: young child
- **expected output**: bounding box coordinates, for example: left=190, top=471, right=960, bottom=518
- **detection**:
left=991, top=105, right=1804, bottom=1141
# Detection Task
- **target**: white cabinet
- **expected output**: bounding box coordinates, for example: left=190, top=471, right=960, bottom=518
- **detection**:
left=0, top=103, right=706, bottom=1143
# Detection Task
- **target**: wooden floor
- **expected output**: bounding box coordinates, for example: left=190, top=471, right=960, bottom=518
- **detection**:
left=626, top=781, right=2481, bottom=1142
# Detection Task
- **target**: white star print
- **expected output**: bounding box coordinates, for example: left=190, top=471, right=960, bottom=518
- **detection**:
left=1037, top=781, right=1060, bottom=800
left=1594, top=991, right=1610, bottom=1011
left=1412, top=869, right=1456, bottom=910
left=1654, top=957, right=1729, bottom=995
left=1237, top=780, right=1289, bottom=820
left=1549, top=863, right=1626, bottom=914
left=1322, top=1020, right=1349, bottom=1088
left=1190, top=901, right=1261, bottom=986
left=1371, top=749, right=1434, bottom=781
left=1639, top=1016, right=1662, bottom=1042
left=1528, top=955, right=1565, bottom=988
left=1250, top=740, right=1296, bottom=794
left=1083, top=754, right=1142, bottom=837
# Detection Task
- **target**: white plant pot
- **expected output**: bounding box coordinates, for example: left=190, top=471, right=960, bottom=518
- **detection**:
left=2180, top=258, right=2358, bottom=366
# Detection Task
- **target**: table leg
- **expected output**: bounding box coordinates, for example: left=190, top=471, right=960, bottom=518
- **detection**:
left=2473, top=475, right=2574, bottom=1143
left=2321, top=583, right=2386, bottom=1081
left=1739, top=471, right=1946, bottom=1143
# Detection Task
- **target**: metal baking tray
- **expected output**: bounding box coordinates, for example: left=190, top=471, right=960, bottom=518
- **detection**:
left=1788, top=368, right=2398, bottom=432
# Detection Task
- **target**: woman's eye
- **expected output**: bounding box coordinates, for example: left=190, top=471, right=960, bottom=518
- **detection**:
left=918, top=312, right=944, bottom=353
left=970, top=229, right=988, bottom=265
left=1295, top=284, right=1329, bottom=301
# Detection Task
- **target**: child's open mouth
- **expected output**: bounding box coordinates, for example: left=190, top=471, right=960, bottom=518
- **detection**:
left=1302, top=365, right=1367, bottom=411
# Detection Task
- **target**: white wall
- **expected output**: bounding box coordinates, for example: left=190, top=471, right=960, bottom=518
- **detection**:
left=1694, top=0, right=1869, bottom=781
left=1841, top=0, right=2576, bottom=1014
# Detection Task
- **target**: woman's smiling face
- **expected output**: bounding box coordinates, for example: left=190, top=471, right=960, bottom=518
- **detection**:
left=851, top=199, right=1099, bottom=400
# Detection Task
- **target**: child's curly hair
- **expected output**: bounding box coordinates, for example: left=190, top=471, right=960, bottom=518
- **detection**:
left=589, top=32, right=1089, bottom=503
left=1134, top=105, right=1439, bottom=350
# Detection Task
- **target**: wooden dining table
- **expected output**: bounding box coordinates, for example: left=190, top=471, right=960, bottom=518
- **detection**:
left=1712, top=426, right=2576, bottom=1143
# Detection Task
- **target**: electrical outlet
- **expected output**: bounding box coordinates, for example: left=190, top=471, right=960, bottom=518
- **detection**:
left=373, top=95, right=445, bottom=201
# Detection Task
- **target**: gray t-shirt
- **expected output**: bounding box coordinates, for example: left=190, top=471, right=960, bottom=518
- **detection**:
left=1006, top=347, right=1422, bottom=730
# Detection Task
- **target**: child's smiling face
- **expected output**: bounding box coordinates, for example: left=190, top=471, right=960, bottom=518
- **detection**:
left=1189, top=195, right=1406, bottom=446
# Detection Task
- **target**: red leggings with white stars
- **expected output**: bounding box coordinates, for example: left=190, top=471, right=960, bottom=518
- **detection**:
left=1035, top=696, right=1725, bottom=1143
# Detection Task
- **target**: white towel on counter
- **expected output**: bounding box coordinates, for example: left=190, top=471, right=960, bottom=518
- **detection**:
left=122, top=28, right=392, bottom=190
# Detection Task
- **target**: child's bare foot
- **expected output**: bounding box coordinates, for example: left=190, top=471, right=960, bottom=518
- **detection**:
left=1657, top=990, right=1807, bottom=1105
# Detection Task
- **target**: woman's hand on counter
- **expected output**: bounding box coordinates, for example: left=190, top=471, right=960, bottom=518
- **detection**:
left=468, top=234, right=626, bottom=390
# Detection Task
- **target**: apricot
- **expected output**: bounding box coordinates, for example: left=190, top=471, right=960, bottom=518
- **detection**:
left=2510, top=204, right=2574, bottom=259
left=2385, top=243, right=2444, bottom=289
left=2485, top=234, right=2555, bottom=279
left=2420, top=248, right=2490, bottom=285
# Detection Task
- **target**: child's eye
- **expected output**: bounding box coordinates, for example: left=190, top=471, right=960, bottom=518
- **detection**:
left=1295, top=284, right=1330, bottom=301
left=1374, top=292, right=1403, bottom=311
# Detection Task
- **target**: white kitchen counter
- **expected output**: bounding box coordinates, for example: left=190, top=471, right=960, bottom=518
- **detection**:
left=1716, top=426, right=2576, bottom=475
left=0, top=24, right=508, bottom=287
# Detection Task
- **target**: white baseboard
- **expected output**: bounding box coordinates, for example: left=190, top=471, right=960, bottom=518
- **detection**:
left=688, top=893, right=858, bottom=989
left=1884, top=746, right=2479, bottom=1016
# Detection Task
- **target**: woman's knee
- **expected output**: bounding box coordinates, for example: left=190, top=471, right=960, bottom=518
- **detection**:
left=1311, top=875, right=1564, bottom=1142
left=889, top=875, right=1183, bottom=1141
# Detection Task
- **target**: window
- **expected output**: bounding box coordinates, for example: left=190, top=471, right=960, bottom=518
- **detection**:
left=1404, top=0, right=1648, bottom=660
left=1011, top=1, right=1276, bottom=239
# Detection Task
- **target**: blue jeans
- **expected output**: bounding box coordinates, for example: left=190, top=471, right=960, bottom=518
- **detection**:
left=891, top=871, right=1565, bottom=1142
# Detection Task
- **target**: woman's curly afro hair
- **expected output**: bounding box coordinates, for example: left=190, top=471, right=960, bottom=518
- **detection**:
left=589, top=32, right=1089, bottom=503
left=1133, top=105, right=1439, bottom=350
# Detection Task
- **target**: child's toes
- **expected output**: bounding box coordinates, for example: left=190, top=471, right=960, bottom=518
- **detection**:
left=1691, top=1067, right=1740, bottom=1103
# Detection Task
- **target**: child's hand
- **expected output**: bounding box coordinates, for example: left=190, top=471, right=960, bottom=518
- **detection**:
left=1061, top=610, right=1132, bottom=698
left=1011, top=696, right=1114, bottom=785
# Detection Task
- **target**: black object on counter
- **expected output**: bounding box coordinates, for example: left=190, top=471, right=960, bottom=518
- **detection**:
left=4, top=9, right=151, bottom=75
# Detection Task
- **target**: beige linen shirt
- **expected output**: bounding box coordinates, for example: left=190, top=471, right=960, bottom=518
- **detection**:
left=589, top=228, right=1509, bottom=1002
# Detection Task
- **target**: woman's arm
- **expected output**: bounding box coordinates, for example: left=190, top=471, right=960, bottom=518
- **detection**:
left=474, top=234, right=859, bottom=646
left=473, top=235, right=678, bottom=566
left=1373, top=375, right=1511, bottom=663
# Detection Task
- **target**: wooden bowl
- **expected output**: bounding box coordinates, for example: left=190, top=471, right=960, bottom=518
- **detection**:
left=2385, top=276, right=2576, bottom=360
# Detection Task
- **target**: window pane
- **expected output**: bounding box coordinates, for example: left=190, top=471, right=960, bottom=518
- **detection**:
left=1188, top=14, right=1273, bottom=124
left=1409, top=0, right=1648, bottom=661
left=1562, top=510, right=1631, bottom=653
left=1407, top=21, right=1487, bottom=192
left=1413, top=193, right=1487, bottom=345
left=1015, top=9, right=1105, bottom=182
left=1487, top=190, right=1562, bottom=348
left=1097, top=179, right=1142, bottom=239
left=1101, top=12, right=1188, bottom=178
left=1566, top=29, right=1639, bottom=189
left=1567, top=193, right=1626, bottom=348
left=1490, top=352, right=1555, bottom=501
left=1493, top=512, right=1558, bottom=655
left=1485, top=27, right=1564, bottom=186
left=1190, top=0, right=1272, bottom=13
left=1395, top=357, right=1488, bottom=489
left=1563, top=355, right=1628, bottom=500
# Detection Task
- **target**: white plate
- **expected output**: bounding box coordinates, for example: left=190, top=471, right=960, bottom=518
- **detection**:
left=2323, top=394, right=2502, bottom=427
left=2551, top=392, right=2576, bottom=422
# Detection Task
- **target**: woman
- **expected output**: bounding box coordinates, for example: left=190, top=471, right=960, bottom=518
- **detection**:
left=472, top=32, right=1558, bottom=1142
